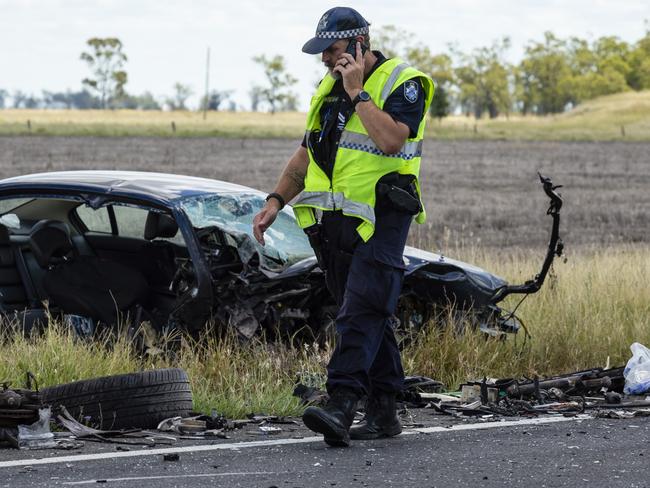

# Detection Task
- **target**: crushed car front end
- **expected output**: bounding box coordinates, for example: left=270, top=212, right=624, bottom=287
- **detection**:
left=0, top=171, right=562, bottom=343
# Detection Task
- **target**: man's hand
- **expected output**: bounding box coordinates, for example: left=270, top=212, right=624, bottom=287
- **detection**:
left=253, top=145, right=308, bottom=245
left=253, top=199, right=282, bottom=246
left=333, top=41, right=365, bottom=100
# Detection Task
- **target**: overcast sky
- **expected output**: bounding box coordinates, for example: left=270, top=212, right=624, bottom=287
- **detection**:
left=0, top=0, right=647, bottom=110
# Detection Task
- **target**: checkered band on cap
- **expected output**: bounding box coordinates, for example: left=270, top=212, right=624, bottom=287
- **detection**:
left=316, top=26, right=369, bottom=39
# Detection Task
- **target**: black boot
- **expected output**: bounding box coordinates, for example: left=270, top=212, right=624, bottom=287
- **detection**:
left=302, top=387, right=360, bottom=447
left=349, top=390, right=402, bottom=440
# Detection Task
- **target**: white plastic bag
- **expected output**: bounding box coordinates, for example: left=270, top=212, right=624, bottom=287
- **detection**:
left=17, top=407, right=56, bottom=450
left=623, top=342, right=650, bottom=395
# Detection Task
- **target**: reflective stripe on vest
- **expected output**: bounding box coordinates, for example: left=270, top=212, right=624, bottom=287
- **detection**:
left=293, top=191, right=375, bottom=225
left=380, top=62, right=409, bottom=103
left=339, top=131, right=423, bottom=160
left=294, top=57, right=434, bottom=241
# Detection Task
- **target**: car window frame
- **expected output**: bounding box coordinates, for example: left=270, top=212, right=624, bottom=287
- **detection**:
left=72, top=200, right=183, bottom=244
left=72, top=203, right=118, bottom=235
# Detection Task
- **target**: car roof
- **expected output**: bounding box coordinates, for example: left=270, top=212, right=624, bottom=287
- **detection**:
left=0, top=170, right=262, bottom=205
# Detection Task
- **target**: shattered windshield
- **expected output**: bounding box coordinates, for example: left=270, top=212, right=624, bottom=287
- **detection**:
left=180, top=193, right=314, bottom=272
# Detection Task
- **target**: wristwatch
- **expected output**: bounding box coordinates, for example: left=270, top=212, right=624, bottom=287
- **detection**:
left=352, top=90, right=371, bottom=108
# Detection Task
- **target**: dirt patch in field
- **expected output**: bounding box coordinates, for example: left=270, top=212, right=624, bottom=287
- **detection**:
left=0, top=136, right=648, bottom=250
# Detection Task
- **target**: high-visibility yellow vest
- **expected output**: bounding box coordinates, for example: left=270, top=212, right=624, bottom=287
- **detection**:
left=292, top=57, right=434, bottom=242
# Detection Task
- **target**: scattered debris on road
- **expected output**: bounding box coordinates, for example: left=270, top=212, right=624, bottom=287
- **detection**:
left=399, top=365, right=650, bottom=420
left=1, top=377, right=43, bottom=448
left=6, top=346, right=650, bottom=452
left=58, top=406, right=176, bottom=446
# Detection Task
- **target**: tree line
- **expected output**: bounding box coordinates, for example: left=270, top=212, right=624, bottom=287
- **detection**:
left=1, top=27, right=649, bottom=117
left=380, top=25, right=650, bottom=119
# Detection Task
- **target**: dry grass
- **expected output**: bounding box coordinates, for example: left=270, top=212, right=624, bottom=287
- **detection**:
left=0, top=110, right=306, bottom=138
left=404, top=244, right=650, bottom=388
left=1, top=245, right=647, bottom=416
left=1, top=90, right=650, bottom=140
left=0, top=320, right=325, bottom=418
left=431, top=90, right=650, bottom=141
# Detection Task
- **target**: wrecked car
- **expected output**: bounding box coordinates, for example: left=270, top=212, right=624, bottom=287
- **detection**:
left=0, top=171, right=562, bottom=340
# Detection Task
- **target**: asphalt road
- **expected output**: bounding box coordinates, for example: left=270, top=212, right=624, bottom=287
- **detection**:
left=2, top=415, right=648, bottom=487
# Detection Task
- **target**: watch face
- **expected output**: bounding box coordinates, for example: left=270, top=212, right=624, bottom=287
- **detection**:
left=359, top=91, right=371, bottom=101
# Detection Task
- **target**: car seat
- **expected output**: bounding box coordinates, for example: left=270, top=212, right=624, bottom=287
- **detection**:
left=0, top=223, right=49, bottom=334
left=29, top=219, right=150, bottom=325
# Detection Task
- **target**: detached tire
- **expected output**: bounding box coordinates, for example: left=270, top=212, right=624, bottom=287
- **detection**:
left=41, top=368, right=193, bottom=430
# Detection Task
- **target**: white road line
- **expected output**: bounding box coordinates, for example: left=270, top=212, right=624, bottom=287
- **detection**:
left=407, top=415, right=585, bottom=434
left=62, top=472, right=278, bottom=485
left=0, top=415, right=586, bottom=469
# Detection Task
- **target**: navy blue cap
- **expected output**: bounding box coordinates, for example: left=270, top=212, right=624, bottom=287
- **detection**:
left=302, top=7, right=370, bottom=54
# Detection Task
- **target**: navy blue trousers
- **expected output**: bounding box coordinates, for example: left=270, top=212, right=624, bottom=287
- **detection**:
left=321, top=207, right=411, bottom=395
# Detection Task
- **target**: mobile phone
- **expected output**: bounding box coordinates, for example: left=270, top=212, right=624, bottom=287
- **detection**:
left=345, top=38, right=367, bottom=58
left=333, top=39, right=367, bottom=80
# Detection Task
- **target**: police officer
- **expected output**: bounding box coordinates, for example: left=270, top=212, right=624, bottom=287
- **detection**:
left=253, top=7, right=434, bottom=447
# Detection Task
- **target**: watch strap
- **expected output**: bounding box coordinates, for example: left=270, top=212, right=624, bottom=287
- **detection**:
left=352, top=90, right=370, bottom=108
left=266, top=192, right=285, bottom=209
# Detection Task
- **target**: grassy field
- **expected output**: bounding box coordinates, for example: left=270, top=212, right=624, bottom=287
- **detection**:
left=2, top=245, right=648, bottom=418
left=0, top=105, right=647, bottom=417
left=1, top=90, right=650, bottom=140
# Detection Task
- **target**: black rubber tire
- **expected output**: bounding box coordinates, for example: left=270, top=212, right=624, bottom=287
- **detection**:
left=41, top=368, right=193, bottom=430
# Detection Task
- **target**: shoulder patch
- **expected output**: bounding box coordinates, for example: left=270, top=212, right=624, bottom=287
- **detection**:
left=404, top=80, right=419, bottom=104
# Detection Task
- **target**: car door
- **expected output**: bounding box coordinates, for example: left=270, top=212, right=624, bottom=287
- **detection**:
left=73, top=203, right=182, bottom=287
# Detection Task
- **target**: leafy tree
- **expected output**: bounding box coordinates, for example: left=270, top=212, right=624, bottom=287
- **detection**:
left=11, top=90, right=39, bottom=109
left=68, top=90, right=101, bottom=109
left=249, top=86, right=262, bottom=112
left=133, top=92, right=161, bottom=110
left=373, top=25, right=415, bottom=58
left=372, top=27, right=454, bottom=119
left=115, top=92, right=161, bottom=110
left=517, top=32, right=636, bottom=113
left=567, top=36, right=630, bottom=102
left=280, top=92, right=299, bottom=111
left=39, top=90, right=100, bottom=109
left=429, top=84, right=450, bottom=121
left=80, top=38, right=128, bottom=109
left=42, top=90, right=71, bottom=108
left=409, top=51, right=454, bottom=87
left=167, top=83, right=193, bottom=110
left=454, top=38, right=512, bottom=118
left=0, top=89, right=7, bottom=109
left=251, top=54, right=298, bottom=113
left=11, top=91, right=26, bottom=108
left=627, top=29, right=650, bottom=90
left=517, top=32, right=573, bottom=114
left=200, top=90, right=233, bottom=111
